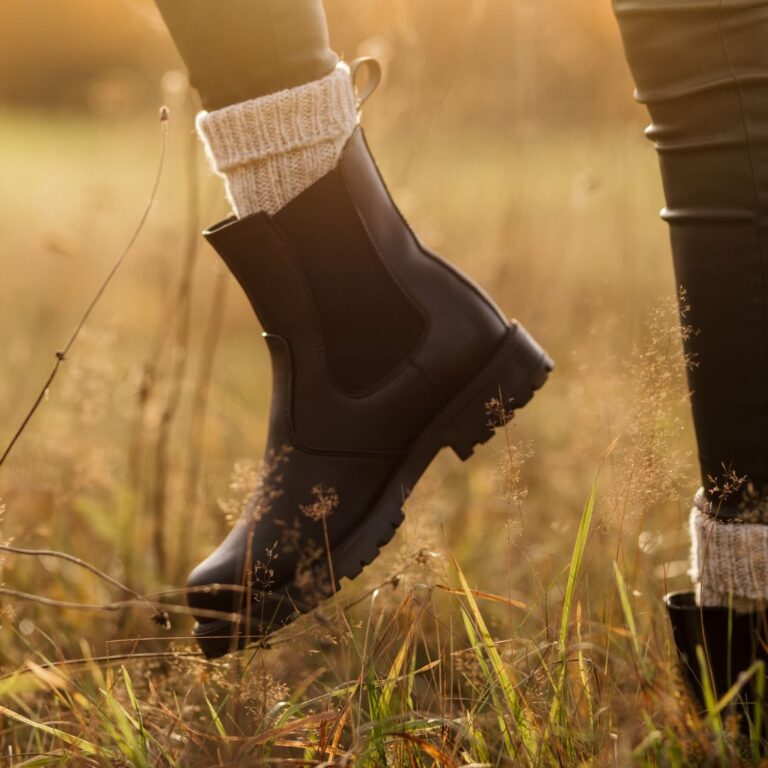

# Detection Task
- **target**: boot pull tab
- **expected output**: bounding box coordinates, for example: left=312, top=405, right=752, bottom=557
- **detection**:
left=350, top=57, right=382, bottom=110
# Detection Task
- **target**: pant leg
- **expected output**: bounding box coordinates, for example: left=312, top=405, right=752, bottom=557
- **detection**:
left=614, top=0, right=768, bottom=509
left=154, top=0, right=338, bottom=110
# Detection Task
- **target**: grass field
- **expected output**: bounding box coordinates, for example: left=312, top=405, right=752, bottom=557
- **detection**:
left=0, top=97, right=744, bottom=765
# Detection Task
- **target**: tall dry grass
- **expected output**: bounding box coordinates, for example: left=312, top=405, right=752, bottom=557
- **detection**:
left=0, top=41, right=757, bottom=767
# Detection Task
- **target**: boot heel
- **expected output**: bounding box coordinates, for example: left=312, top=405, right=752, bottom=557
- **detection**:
left=444, top=323, right=553, bottom=462
left=194, top=621, right=246, bottom=659
left=192, top=590, right=306, bottom=658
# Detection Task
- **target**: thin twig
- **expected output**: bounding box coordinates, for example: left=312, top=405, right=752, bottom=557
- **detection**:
left=176, top=267, right=228, bottom=582
left=0, top=544, right=146, bottom=603
left=0, top=572, right=404, bottom=632
left=0, top=107, right=170, bottom=471
left=0, top=588, right=237, bottom=624
left=0, top=651, right=206, bottom=682
left=152, top=96, right=199, bottom=575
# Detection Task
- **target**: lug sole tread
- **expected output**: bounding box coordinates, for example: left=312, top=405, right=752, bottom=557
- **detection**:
left=194, top=323, right=552, bottom=658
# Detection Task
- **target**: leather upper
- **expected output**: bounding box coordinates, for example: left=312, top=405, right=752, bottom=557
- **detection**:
left=204, top=128, right=507, bottom=454
left=189, top=128, right=508, bottom=611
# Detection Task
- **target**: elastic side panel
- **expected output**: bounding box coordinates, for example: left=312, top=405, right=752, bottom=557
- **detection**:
left=273, top=165, right=426, bottom=393
left=204, top=212, right=314, bottom=339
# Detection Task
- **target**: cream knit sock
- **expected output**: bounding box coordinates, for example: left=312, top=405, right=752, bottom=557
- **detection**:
left=690, top=499, right=768, bottom=612
left=196, top=62, right=359, bottom=218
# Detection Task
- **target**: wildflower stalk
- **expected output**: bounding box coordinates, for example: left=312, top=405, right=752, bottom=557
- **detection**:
left=152, top=95, right=200, bottom=576
left=0, top=107, right=170, bottom=472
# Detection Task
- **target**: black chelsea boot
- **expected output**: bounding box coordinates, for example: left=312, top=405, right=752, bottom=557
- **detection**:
left=666, top=591, right=768, bottom=730
left=187, top=127, right=553, bottom=658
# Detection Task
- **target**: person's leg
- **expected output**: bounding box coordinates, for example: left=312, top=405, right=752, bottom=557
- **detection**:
left=614, top=0, right=768, bottom=700
left=157, top=0, right=355, bottom=217
left=154, top=1, right=553, bottom=658
left=155, top=0, right=338, bottom=110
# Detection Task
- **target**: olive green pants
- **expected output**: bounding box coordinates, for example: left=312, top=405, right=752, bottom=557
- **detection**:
left=615, top=0, right=768, bottom=504
left=154, top=0, right=337, bottom=110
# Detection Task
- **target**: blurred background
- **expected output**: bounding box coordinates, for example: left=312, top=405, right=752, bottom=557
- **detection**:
left=0, top=0, right=690, bottom=733
left=0, top=0, right=636, bottom=124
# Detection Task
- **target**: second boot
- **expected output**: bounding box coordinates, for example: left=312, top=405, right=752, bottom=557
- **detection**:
left=667, top=591, right=768, bottom=731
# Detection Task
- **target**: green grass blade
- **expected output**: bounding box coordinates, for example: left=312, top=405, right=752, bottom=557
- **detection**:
left=549, top=467, right=600, bottom=733
left=455, top=552, right=544, bottom=765
left=752, top=660, right=765, bottom=762
left=379, top=620, right=416, bottom=718
left=122, top=666, right=149, bottom=764
left=558, top=470, right=599, bottom=659
left=612, top=560, right=652, bottom=683
left=0, top=704, right=108, bottom=757
left=696, top=644, right=727, bottom=764
left=204, top=689, right=228, bottom=739
left=460, top=607, right=515, bottom=759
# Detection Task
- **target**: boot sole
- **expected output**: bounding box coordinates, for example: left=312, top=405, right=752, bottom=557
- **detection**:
left=194, top=321, right=553, bottom=658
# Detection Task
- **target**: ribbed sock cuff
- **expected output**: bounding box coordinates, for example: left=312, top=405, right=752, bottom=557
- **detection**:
left=196, top=63, right=359, bottom=217
left=690, top=506, right=768, bottom=611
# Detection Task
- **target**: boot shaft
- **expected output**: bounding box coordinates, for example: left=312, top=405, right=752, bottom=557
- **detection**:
left=204, top=128, right=508, bottom=453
